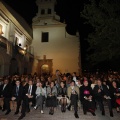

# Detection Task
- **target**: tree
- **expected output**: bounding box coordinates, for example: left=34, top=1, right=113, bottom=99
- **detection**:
left=81, top=0, right=120, bottom=67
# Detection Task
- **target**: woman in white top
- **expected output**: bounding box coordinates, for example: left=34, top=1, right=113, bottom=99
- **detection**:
left=34, top=81, right=46, bottom=114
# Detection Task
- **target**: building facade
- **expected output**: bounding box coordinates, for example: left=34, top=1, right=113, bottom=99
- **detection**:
left=32, top=0, right=81, bottom=75
left=0, top=1, right=34, bottom=76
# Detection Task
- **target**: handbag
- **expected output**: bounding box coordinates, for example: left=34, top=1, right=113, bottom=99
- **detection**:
left=116, top=98, right=120, bottom=105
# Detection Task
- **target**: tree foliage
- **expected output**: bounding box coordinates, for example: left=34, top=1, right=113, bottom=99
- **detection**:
left=81, top=0, right=120, bottom=65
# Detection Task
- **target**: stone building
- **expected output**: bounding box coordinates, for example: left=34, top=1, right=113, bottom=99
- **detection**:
left=0, top=1, right=34, bottom=76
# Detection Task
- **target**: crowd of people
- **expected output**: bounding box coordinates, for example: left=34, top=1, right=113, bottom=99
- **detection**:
left=0, top=70, right=120, bottom=120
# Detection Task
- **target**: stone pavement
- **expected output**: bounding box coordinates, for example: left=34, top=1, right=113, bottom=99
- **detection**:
left=0, top=106, right=120, bottom=120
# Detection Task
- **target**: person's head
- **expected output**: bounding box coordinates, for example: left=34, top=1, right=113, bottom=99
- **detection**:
left=39, top=81, right=43, bottom=87
left=103, top=81, right=107, bottom=85
left=28, top=79, right=33, bottom=85
left=37, top=81, right=43, bottom=87
left=56, top=70, right=60, bottom=75
left=15, top=79, right=20, bottom=86
left=48, top=76, right=52, bottom=82
left=25, top=77, right=29, bottom=83
left=4, top=79, right=9, bottom=84
left=70, top=80, right=75, bottom=86
left=50, top=81, right=55, bottom=87
left=21, top=77, right=25, bottom=82
left=60, top=81, right=65, bottom=88
left=77, top=79, right=82, bottom=85
left=40, top=76, right=45, bottom=81
left=97, top=79, right=102, bottom=86
left=36, top=78, right=40, bottom=83
left=112, top=81, right=117, bottom=87
left=83, top=80, right=88, bottom=86
left=13, top=77, right=17, bottom=81
left=72, top=72, right=76, bottom=77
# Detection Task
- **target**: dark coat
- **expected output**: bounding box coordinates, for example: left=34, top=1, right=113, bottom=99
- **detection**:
left=23, top=84, right=37, bottom=98
left=12, top=85, right=23, bottom=100
left=57, top=87, right=67, bottom=96
left=93, top=84, right=110, bottom=101
left=0, top=83, right=12, bottom=98
left=80, top=85, right=94, bottom=103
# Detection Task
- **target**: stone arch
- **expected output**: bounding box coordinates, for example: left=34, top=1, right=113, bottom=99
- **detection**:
left=37, top=57, right=53, bottom=76
left=41, top=64, right=50, bottom=75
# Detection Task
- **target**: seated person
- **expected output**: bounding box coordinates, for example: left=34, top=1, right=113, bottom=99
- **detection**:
left=93, top=79, right=113, bottom=117
left=11, top=79, right=23, bottom=115
left=46, top=81, right=57, bottom=115
left=57, top=81, right=69, bottom=112
left=18, top=79, right=36, bottom=120
left=80, top=80, right=96, bottom=116
left=34, top=81, right=46, bottom=114
left=0, top=78, right=12, bottom=115
left=67, top=80, right=79, bottom=118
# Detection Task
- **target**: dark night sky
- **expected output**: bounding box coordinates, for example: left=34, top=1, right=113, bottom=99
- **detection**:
left=3, top=0, right=89, bottom=69
left=3, top=0, right=86, bottom=34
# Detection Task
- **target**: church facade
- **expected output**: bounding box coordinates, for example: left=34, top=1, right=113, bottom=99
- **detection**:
left=32, top=0, right=81, bottom=75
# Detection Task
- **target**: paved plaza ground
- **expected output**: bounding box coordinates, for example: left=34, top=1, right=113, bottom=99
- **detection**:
left=0, top=106, right=120, bottom=120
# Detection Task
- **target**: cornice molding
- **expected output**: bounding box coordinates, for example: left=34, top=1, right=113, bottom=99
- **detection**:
left=0, top=2, right=32, bottom=43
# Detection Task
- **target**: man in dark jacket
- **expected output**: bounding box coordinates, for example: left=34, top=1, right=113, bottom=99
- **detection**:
left=93, top=79, right=113, bottom=117
left=18, top=79, right=36, bottom=120
left=0, top=78, right=12, bottom=115
left=11, top=79, right=23, bottom=115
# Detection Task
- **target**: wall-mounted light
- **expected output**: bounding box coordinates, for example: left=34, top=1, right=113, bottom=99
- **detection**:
left=24, top=47, right=26, bottom=50
left=24, top=45, right=28, bottom=50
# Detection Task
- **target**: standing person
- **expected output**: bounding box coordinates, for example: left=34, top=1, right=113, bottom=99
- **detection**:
left=80, top=80, right=96, bottom=116
left=93, top=79, right=113, bottom=117
left=72, top=72, right=78, bottom=85
left=54, top=70, right=62, bottom=88
left=76, top=79, right=82, bottom=88
left=11, top=79, right=23, bottom=115
left=45, top=76, right=52, bottom=88
left=0, top=78, right=12, bottom=115
left=67, top=80, right=79, bottom=118
left=46, top=81, right=57, bottom=115
left=34, top=81, right=46, bottom=114
left=18, top=79, right=36, bottom=120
